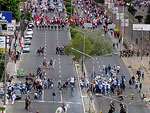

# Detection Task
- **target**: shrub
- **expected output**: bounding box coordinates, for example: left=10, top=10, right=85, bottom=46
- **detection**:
left=65, top=2, right=71, bottom=8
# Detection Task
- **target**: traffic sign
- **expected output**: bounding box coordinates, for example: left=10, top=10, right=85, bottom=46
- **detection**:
left=0, top=11, right=12, bottom=24
left=133, top=24, right=150, bottom=31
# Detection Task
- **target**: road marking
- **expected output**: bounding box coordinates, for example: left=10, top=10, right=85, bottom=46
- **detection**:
left=42, top=90, right=44, bottom=102
left=17, top=101, right=81, bottom=104
left=58, top=57, right=60, bottom=60
left=59, top=70, right=61, bottom=73
left=59, top=62, right=60, bottom=64
left=60, top=91, right=62, bottom=103
left=99, top=65, right=100, bottom=68
left=59, top=75, right=61, bottom=78
left=97, top=61, right=99, bottom=64
left=59, top=65, right=61, bottom=69
left=95, top=57, right=97, bottom=60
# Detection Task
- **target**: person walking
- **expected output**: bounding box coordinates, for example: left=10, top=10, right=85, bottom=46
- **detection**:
left=129, top=79, right=132, bottom=89
left=34, top=92, right=38, bottom=100
left=139, top=83, right=142, bottom=93
left=70, top=85, right=74, bottom=96
left=52, top=91, right=56, bottom=101
left=12, top=93, right=16, bottom=104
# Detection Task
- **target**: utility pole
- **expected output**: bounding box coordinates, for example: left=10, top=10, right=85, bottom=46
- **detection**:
left=141, top=28, right=143, bottom=61
left=3, top=36, right=7, bottom=106
left=120, top=5, right=125, bottom=52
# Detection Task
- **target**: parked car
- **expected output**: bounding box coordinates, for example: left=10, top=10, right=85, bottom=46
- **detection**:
left=23, top=45, right=30, bottom=53
left=24, top=40, right=31, bottom=45
left=28, top=22, right=34, bottom=27
left=26, top=31, right=33, bottom=35
left=24, top=34, right=32, bottom=39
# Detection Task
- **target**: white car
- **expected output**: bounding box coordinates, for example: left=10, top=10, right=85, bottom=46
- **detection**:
left=27, top=28, right=33, bottom=32
left=24, top=40, right=31, bottom=45
left=23, top=45, right=30, bottom=53
left=24, top=35, right=32, bottom=39
left=28, top=22, right=34, bottom=28
left=26, top=31, right=33, bottom=35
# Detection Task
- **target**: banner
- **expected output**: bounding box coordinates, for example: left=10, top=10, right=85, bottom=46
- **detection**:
left=0, top=36, right=6, bottom=49
left=0, top=11, right=12, bottom=24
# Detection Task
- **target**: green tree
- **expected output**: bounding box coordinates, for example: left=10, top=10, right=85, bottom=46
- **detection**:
left=64, top=28, right=113, bottom=61
left=0, top=0, right=21, bottom=22
left=145, top=15, right=150, bottom=40
left=95, top=0, right=104, bottom=3
left=128, top=5, right=137, bottom=40
left=147, top=5, right=150, bottom=15
left=135, top=15, right=143, bottom=23
left=66, top=7, right=74, bottom=15
left=145, top=15, right=150, bottom=24
left=65, top=2, right=71, bottom=8
left=128, top=5, right=137, bottom=17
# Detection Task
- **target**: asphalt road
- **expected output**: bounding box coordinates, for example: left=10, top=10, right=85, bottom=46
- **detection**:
left=7, top=9, right=83, bottom=113
left=85, top=32, right=150, bottom=113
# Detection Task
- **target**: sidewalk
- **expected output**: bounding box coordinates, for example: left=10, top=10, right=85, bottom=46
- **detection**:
left=74, top=61, right=96, bottom=113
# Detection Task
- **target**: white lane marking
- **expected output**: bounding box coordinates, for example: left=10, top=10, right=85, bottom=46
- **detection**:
left=59, top=70, right=61, bottom=73
left=15, top=64, right=17, bottom=74
left=58, top=57, right=60, bottom=60
left=97, top=61, right=99, bottom=64
left=17, top=101, right=81, bottom=104
left=59, top=75, right=61, bottom=78
left=59, top=65, right=61, bottom=69
left=42, top=90, right=44, bottom=102
left=99, top=65, right=100, bottom=68
left=58, top=54, right=60, bottom=57
left=95, top=57, right=97, bottom=60
left=59, top=61, right=60, bottom=64
left=60, top=91, right=62, bottom=103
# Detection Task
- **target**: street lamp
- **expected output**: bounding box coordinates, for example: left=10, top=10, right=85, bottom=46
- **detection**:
left=96, top=93, right=144, bottom=113
left=71, top=47, right=95, bottom=113
left=71, top=48, right=95, bottom=90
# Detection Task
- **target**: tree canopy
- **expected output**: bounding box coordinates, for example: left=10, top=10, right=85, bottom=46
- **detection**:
left=0, top=0, right=21, bottom=22
left=64, top=27, right=113, bottom=61
left=135, top=15, right=143, bottom=23
left=128, top=5, right=137, bottom=16
left=145, top=15, right=150, bottom=24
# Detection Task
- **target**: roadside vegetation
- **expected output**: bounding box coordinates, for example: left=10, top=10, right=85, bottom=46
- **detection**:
left=64, top=24, right=113, bottom=61
left=0, top=53, right=5, bottom=80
